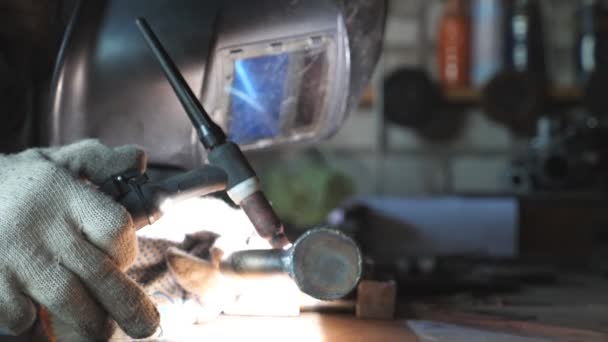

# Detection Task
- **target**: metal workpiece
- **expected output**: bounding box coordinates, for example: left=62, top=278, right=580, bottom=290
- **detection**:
left=222, top=228, right=363, bottom=300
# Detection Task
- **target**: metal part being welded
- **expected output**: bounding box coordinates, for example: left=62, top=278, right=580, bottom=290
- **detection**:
left=221, top=228, right=363, bottom=300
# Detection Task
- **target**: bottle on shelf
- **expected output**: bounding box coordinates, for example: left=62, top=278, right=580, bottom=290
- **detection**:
left=481, top=0, right=548, bottom=136
left=503, top=0, right=546, bottom=78
left=471, top=0, right=504, bottom=87
left=577, top=0, right=608, bottom=118
left=437, top=0, right=471, bottom=89
left=575, top=0, right=608, bottom=84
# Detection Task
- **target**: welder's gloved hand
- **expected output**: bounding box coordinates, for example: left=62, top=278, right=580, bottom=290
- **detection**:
left=0, top=140, right=159, bottom=340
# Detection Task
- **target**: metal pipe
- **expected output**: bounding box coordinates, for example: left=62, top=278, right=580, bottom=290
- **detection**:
left=220, top=228, right=363, bottom=300
left=221, top=249, right=287, bottom=275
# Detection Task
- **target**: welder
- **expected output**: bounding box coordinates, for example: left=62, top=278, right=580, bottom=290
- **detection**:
left=0, top=0, right=384, bottom=340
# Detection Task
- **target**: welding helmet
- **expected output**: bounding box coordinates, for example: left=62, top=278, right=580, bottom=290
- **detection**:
left=47, top=0, right=386, bottom=169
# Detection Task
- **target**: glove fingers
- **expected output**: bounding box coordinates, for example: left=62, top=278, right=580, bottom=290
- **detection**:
left=70, top=184, right=137, bottom=270
left=166, top=248, right=238, bottom=319
left=38, top=139, right=147, bottom=184
left=166, top=247, right=221, bottom=296
left=0, top=274, right=36, bottom=335
left=24, top=262, right=112, bottom=340
left=58, top=232, right=159, bottom=339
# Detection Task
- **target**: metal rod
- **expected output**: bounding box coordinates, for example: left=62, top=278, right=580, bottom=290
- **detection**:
left=135, top=17, right=226, bottom=149
left=221, top=249, right=287, bottom=275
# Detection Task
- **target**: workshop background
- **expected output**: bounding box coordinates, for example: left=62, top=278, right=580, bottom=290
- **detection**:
left=4, top=0, right=608, bottom=340
left=259, top=0, right=579, bottom=197
left=248, top=2, right=608, bottom=336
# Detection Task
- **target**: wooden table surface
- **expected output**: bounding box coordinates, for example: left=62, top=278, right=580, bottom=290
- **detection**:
left=185, top=313, right=419, bottom=342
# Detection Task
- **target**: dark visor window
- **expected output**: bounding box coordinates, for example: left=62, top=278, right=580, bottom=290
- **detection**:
left=226, top=48, right=329, bottom=145
left=228, top=54, right=289, bottom=144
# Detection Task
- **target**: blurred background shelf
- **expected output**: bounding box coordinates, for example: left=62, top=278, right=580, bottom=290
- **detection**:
left=360, top=86, right=583, bottom=108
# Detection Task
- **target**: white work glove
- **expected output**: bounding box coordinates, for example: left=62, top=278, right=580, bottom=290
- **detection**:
left=124, top=198, right=261, bottom=335
left=0, top=140, right=160, bottom=340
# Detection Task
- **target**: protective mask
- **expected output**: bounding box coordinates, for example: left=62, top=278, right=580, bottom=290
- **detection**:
left=47, top=0, right=385, bottom=169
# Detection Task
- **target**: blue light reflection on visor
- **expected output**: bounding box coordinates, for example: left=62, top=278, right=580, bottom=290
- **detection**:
left=227, top=54, right=290, bottom=144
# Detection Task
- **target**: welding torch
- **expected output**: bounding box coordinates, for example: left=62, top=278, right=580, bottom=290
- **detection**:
left=94, top=18, right=364, bottom=301
left=100, top=18, right=289, bottom=249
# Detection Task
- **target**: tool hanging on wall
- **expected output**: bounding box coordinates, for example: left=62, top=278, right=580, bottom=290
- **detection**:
left=471, top=0, right=504, bottom=87
left=383, top=68, right=467, bottom=142
left=575, top=0, right=608, bottom=84
left=437, top=0, right=471, bottom=89
left=578, top=0, right=608, bottom=118
left=481, top=0, right=548, bottom=136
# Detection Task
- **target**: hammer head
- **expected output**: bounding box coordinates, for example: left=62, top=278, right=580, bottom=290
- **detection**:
left=289, top=228, right=362, bottom=300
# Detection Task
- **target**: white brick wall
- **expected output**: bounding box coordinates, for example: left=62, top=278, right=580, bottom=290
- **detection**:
left=452, top=157, right=509, bottom=193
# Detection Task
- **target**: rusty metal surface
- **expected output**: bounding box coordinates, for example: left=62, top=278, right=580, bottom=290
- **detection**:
left=221, top=228, right=362, bottom=300
left=290, top=228, right=362, bottom=300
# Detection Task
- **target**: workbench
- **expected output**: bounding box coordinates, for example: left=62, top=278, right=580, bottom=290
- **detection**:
left=126, top=271, right=608, bottom=341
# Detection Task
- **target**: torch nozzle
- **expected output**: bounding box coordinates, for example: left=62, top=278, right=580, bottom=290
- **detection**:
left=239, top=191, right=290, bottom=249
